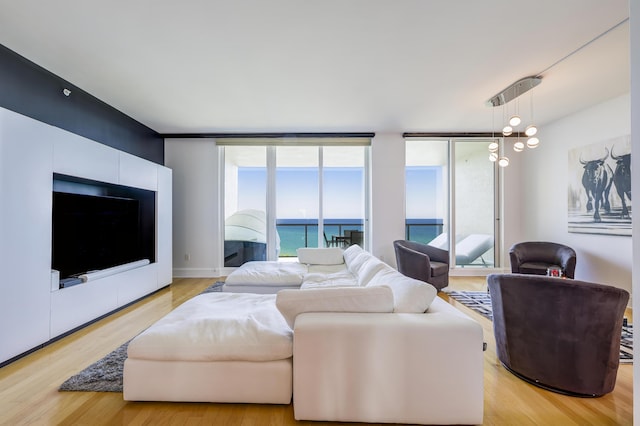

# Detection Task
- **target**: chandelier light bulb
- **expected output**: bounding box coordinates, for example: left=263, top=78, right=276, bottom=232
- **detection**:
left=513, top=141, right=524, bottom=152
left=502, top=125, right=513, bottom=136
left=527, top=137, right=540, bottom=148
left=509, top=115, right=521, bottom=127
left=489, top=152, right=498, bottom=162
left=498, top=156, right=510, bottom=167
left=488, top=142, right=499, bottom=152
left=525, top=124, right=538, bottom=137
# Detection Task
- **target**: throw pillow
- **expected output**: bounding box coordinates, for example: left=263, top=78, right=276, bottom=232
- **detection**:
left=275, top=286, right=394, bottom=328
left=367, top=268, right=437, bottom=313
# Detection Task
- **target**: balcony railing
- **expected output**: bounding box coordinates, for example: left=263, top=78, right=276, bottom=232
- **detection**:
left=275, top=218, right=444, bottom=257
left=276, top=219, right=364, bottom=257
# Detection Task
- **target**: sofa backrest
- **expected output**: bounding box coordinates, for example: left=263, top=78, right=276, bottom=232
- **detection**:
left=299, top=245, right=438, bottom=313
left=367, top=265, right=437, bottom=313
left=296, top=247, right=345, bottom=265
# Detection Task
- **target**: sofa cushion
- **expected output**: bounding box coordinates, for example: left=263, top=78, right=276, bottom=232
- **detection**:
left=224, top=261, right=307, bottom=286
left=307, top=263, right=350, bottom=274
left=345, top=251, right=388, bottom=286
left=367, top=268, right=437, bottom=313
left=297, top=247, right=345, bottom=265
left=275, top=286, right=394, bottom=328
left=356, top=256, right=388, bottom=286
left=343, top=244, right=365, bottom=266
left=301, top=270, right=358, bottom=289
left=127, top=293, right=293, bottom=362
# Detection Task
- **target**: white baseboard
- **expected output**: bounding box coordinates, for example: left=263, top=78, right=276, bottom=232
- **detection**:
left=172, top=268, right=221, bottom=278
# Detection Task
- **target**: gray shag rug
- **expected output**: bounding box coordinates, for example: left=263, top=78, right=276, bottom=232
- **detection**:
left=59, top=281, right=224, bottom=392
left=59, top=341, right=129, bottom=392
left=448, top=290, right=633, bottom=364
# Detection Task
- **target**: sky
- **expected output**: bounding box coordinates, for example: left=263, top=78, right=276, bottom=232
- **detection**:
left=236, top=166, right=440, bottom=219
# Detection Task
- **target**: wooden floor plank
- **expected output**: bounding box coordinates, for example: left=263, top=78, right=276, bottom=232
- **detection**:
left=0, top=277, right=632, bottom=425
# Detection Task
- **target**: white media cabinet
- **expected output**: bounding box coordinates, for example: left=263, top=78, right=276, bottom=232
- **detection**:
left=0, top=106, right=172, bottom=365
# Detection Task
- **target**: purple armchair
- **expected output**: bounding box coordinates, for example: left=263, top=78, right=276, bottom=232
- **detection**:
left=393, top=240, right=449, bottom=291
left=509, top=241, right=577, bottom=278
left=488, top=273, right=628, bottom=397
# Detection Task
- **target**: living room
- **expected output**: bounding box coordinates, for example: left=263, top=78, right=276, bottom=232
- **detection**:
left=0, top=1, right=638, bottom=425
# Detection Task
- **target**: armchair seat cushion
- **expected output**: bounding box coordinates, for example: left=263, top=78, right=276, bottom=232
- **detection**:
left=518, top=262, right=562, bottom=276
left=431, top=261, right=449, bottom=277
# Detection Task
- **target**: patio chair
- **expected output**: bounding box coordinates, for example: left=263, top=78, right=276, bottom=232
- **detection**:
left=455, top=234, right=494, bottom=266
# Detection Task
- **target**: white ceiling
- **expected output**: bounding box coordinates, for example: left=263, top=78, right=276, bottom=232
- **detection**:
left=0, top=0, right=630, bottom=135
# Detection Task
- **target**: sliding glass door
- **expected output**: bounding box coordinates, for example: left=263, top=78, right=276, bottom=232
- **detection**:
left=405, top=139, right=449, bottom=247
left=405, top=138, right=499, bottom=269
left=322, top=146, right=367, bottom=249
left=453, top=139, right=496, bottom=268
left=222, top=145, right=268, bottom=266
left=276, top=146, right=320, bottom=255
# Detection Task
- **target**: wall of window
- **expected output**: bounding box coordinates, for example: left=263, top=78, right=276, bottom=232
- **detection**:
left=220, top=138, right=370, bottom=265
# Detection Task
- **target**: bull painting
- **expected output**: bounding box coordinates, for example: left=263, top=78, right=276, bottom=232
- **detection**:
left=611, top=145, right=631, bottom=219
left=568, top=135, right=631, bottom=236
left=579, top=148, right=613, bottom=222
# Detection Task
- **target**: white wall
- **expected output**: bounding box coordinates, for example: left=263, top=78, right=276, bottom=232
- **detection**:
left=165, top=138, right=220, bottom=277
left=520, top=94, right=632, bottom=294
left=500, top=141, right=526, bottom=268
left=370, top=133, right=406, bottom=264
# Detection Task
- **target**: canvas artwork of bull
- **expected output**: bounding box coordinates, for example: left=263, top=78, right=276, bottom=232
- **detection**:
left=611, top=145, right=631, bottom=219
left=568, top=135, right=631, bottom=236
left=579, top=148, right=613, bottom=222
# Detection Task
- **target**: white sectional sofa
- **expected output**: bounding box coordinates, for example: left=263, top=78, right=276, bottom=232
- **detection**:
left=123, top=245, right=484, bottom=425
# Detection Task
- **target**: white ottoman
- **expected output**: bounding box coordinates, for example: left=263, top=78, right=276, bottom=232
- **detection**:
left=123, top=292, right=293, bottom=403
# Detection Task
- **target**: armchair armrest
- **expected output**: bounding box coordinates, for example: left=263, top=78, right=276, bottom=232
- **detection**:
left=557, top=246, right=577, bottom=278
left=509, top=249, right=522, bottom=273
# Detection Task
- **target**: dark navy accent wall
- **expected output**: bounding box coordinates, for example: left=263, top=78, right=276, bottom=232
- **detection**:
left=0, top=44, right=163, bottom=164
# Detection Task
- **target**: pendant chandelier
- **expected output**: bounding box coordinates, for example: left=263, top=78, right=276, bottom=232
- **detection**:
left=486, top=76, right=542, bottom=167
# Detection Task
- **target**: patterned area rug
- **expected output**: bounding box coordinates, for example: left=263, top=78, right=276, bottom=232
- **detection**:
left=448, top=290, right=633, bottom=364
left=59, top=281, right=224, bottom=392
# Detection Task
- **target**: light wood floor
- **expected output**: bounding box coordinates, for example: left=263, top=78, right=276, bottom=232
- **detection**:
left=0, top=277, right=632, bottom=425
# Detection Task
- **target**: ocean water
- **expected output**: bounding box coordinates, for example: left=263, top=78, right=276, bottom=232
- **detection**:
left=277, top=225, right=319, bottom=256
left=276, top=220, right=441, bottom=256
left=406, top=225, right=442, bottom=244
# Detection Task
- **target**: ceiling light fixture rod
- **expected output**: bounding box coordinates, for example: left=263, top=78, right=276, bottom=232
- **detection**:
left=537, top=17, right=629, bottom=76
left=486, top=18, right=627, bottom=110
left=486, top=76, right=542, bottom=107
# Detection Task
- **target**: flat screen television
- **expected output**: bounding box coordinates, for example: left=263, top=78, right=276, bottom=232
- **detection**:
left=52, top=191, right=143, bottom=279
